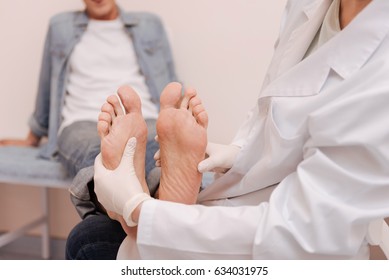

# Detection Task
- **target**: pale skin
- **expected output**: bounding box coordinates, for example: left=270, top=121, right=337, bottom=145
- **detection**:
left=0, top=0, right=119, bottom=147
left=98, top=83, right=208, bottom=232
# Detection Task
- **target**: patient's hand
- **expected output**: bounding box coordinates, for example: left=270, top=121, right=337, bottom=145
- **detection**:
left=0, top=131, right=40, bottom=147
left=0, top=139, right=36, bottom=146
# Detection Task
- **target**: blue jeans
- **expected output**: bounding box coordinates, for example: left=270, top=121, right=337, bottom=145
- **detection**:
left=65, top=214, right=126, bottom=260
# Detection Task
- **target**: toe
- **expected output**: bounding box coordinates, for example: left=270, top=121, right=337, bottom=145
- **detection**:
left=117, top=85, right=142, bottom=114
left=196, top=110, right=209, bottom=129
left=180, top=87, right=197, bottom=110
left=188, top=95, right=208, bottom=128
left=107, top=95, right=124, bottom=116
left=97, top=113, right=110, bottom=138
left=160, top=82, right=183, bottom=110
left=98, top=111, right=112, bottom=124
left=101, top=102, right=116, bottom=121
left=188, top=96, right=202, bottom=113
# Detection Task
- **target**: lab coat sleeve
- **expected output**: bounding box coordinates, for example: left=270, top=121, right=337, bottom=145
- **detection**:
left=153, top=16, right=178, bottom=83
left=136, top=87, right=389, bottom=259
left=137, top=199, right=265, bottom=259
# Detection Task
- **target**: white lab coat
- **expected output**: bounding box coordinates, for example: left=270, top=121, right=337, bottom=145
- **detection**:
left=118, top=0, right=389, bottom=259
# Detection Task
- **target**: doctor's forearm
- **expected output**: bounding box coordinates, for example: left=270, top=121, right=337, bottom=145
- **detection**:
left=136, top=200, right=259, bottom=259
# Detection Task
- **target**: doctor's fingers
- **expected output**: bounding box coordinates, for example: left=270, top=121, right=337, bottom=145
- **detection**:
left=153, top=136, right=161, bottom=166
left=154, top=149, right=161, bottom=167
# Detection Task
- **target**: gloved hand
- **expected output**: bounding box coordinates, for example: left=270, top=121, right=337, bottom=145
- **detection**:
left=153, top=136, right=162, bottom=167
left=197, top=142, right=241, bottom=173
left=94, top=137, right=153, bottom=227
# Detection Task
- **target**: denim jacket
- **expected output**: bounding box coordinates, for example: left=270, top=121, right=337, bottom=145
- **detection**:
left=29, top=8, right=177, bottom=159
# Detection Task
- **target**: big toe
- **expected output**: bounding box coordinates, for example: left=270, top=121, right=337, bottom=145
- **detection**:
left=117, top=85, right=142, bottom=114
left=160, top=82, right=183, bottom=110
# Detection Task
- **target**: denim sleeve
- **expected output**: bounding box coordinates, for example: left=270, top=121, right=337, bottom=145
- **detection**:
left=157, top=19, right=178, bottom=83
left=28, top=23, right=52, bottom=138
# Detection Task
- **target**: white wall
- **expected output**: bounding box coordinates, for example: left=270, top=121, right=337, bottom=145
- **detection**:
left=0, top=0, right=287, bottom=238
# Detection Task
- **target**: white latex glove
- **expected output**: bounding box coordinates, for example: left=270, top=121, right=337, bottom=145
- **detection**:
left=94, top=137, right=153, bottom=227
left=197, top=142, right=241, bottom=173
left=153, top=135, right=161, bottom=167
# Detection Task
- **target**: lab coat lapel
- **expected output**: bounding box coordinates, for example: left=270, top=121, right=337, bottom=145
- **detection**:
left=328, top=0, right=389, bottom=79
left=262, top=0, right=389, bottom=98
left=276, top=0, right=332, bottom=76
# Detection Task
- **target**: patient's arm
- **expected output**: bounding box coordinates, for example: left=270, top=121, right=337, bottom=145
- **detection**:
left=0, top=130, right=41, bottom=147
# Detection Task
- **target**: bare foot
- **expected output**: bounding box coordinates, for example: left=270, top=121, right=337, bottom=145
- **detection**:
left=156, top=82, right=208, bottom=204
left=97, top=85, right=149, bottom=192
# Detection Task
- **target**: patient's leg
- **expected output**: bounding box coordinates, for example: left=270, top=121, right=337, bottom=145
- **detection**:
left=97, top=85, right=148, bottom=192
left=157, top=82, right=208, bottom=204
